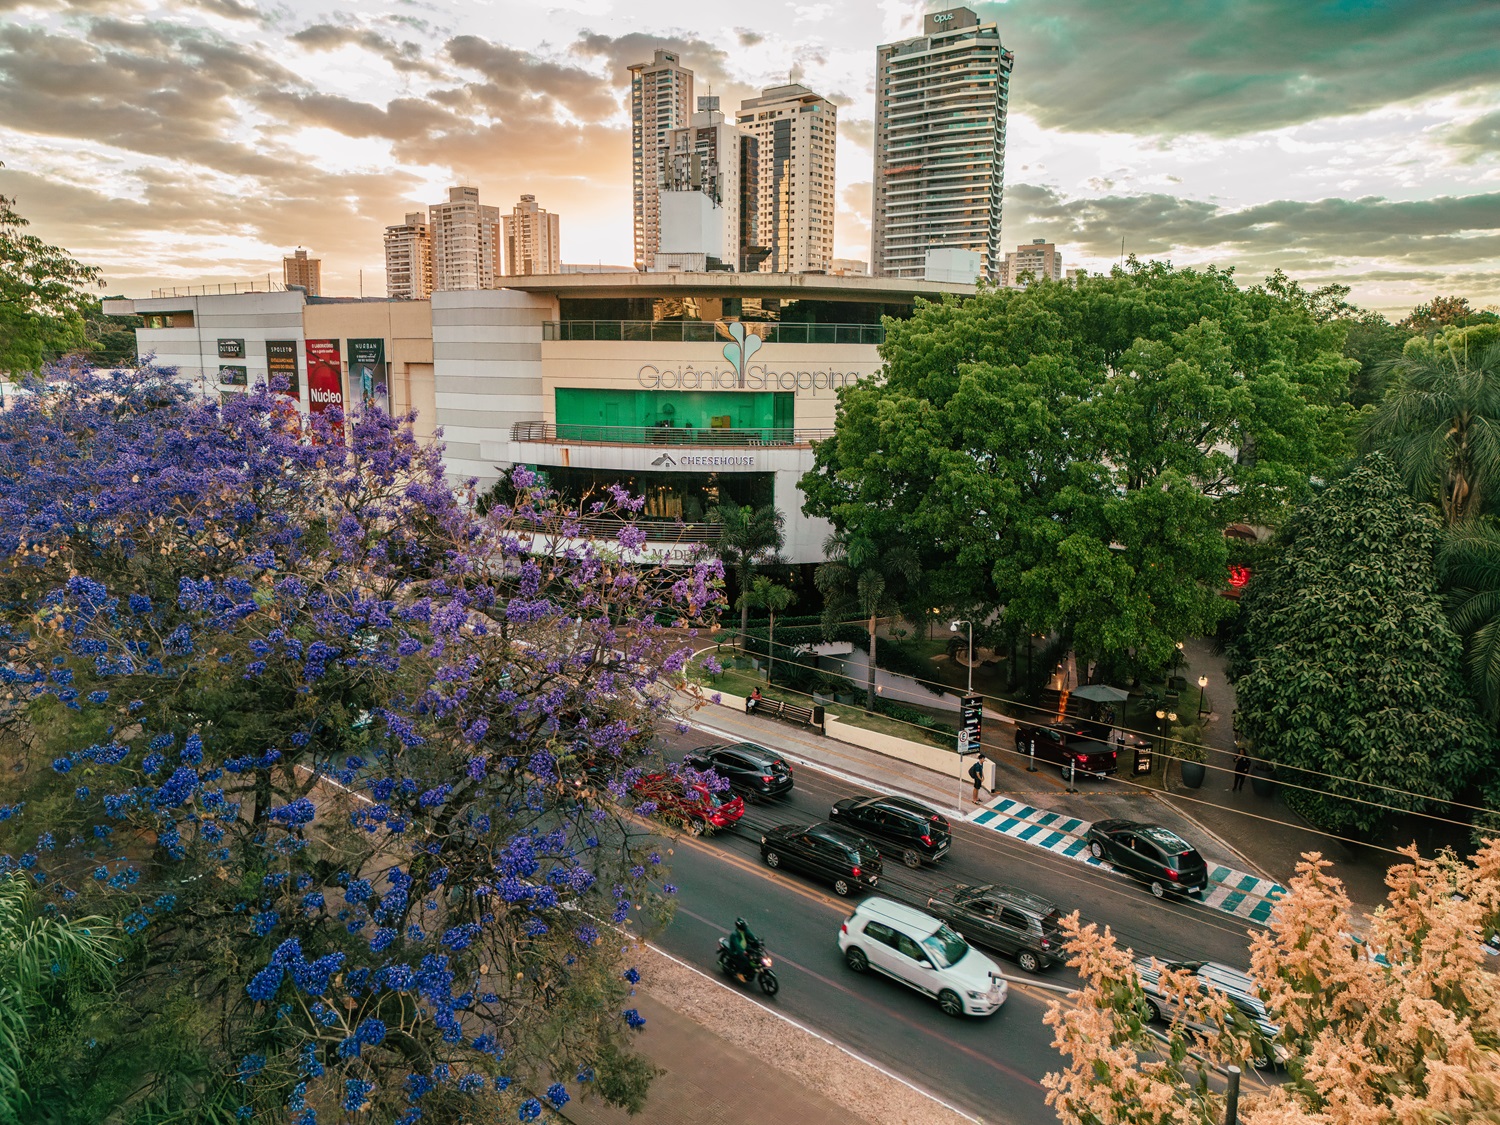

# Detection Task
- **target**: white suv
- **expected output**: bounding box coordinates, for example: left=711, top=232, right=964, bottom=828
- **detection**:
left=838, top=897, right=1009, bottom=1017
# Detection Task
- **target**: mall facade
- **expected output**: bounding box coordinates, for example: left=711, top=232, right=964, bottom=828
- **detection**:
left=104, top=272, right=973, bottom=564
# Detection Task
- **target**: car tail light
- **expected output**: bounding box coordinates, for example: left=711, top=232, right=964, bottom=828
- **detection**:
left=1076, top=754, right=1089, bottom=762
left=761, top=775, right=774, bottom=783
left=840, top=922, right=848, bottom=934
left=1040, top=937, right=1052, bottom=949
left=851, top=866, right=861, bottom=877
left=920, top=835, right=933, bottom=847
left=1166, top=868, right=1179, bottom=880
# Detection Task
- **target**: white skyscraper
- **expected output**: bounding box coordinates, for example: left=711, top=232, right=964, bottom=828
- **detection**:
left=628, top=49, right=694, bottom=272
left=737, top=83, right=837, bottom=274
left=429, top=186, right=500, bottom=291
left=503, top=195, right=561, bottom=276
left=658, top=97, right=764, bottom=272
left=871, top=8, right=1014, bottom=280
left=383, top=212, right=432, bottom=300
left=1000, top=239, right=1064, bottom=287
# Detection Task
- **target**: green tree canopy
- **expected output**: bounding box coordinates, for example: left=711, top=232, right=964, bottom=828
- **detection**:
left=801, top=260, right=1357, bottom=668
left=1231, top=454, right=1495, bottom=838
left=0, top=191, right=103, bottom=375
left=708, top=502, right=785, bottom=640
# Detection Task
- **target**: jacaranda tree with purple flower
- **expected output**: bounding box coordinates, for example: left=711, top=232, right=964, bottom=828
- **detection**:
left=0, top=362, right=723, bottom=1121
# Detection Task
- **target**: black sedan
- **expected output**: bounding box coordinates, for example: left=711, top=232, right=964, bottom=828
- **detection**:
left=759, top=822, right=882, bottom=897
left=828, top=793, right=951, bottom=867
left=1084, top=819, right=1208, bottom=899
left=682, top=741, right=793, bottom=801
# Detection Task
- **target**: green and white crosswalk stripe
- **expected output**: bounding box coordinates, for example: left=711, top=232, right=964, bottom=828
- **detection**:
left=969, top=797, right=1286, bottom=924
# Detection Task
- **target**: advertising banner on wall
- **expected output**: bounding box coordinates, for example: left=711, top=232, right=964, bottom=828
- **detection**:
left=305, top=339, right=344, bottom=416
left=265, top=340, right=300, bottom=396
left=347, top=338, right=388, bottom=413
left=217, top=365, right=247, bottom=386
left=217, top=338, right=245, bottom=359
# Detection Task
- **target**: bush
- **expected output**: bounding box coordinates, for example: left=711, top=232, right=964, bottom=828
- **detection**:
left=876, top=638, right=946, bottom=696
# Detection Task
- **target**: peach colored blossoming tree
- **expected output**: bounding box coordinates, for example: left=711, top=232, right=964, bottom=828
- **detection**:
left=1045, top=844, right=1500, bottom=1125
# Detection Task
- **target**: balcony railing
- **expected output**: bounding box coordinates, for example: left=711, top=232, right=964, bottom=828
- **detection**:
left=544, top=321, right=885, bottom=346
left=511, top=421, right=833, bottom=447
left=572, top=516, right=724, bottom=545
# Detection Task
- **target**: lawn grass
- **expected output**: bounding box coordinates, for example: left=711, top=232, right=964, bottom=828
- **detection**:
left=684, top=654, right=954, bottom=750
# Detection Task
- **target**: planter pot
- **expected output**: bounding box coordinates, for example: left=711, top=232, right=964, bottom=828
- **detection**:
left=1251, top=772, right=1276, bottom=799
left=1179, top=760, right=1206, bottom=789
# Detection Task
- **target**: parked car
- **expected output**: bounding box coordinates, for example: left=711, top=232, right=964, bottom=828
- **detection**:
left=682, top=741, right=793, bottom=801
left=631, top=772, right=744, bottom=834
left=1134, top=957, right=1288, bottom=1069
left=760, top=822, right=882, bottom=897
left=828, top=793, right=951, bottom=867
left=1085, top=819, right=1208, bottom=899
left=925, top=884, right=1064, bottom=973
left=1012, top=718, right=1119, bottom=778
left=838, top=897, right=1009, bottom=1017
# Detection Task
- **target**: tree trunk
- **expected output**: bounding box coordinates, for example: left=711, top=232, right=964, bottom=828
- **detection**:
left=866, top=613, right=877, bottom=711
left=739, top=564, right=751, bottom=646
left=767, top=611, right=775, bottom=686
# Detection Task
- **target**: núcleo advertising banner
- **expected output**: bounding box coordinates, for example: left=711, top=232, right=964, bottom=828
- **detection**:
left=306, top=339, right=343, bottom=415
left=265, top=340, right=300, bottom=396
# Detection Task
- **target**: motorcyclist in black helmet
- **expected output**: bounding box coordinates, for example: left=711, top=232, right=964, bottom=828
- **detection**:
left=727, top=917, right=758, bottom=980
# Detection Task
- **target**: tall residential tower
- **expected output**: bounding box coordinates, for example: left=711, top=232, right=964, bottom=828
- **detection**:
left=429, top=186, right=501, bottom=291
left=384, top=212, right=433, bottom=300
left=503, top=195, right=561, bottom=276
left=628, top=50, right=694, bottom=271
left=282, top=248, right=321, bottom=295
left=658, top=97, right=765, bottom=272
left=737, top=83, right=837, bottom=274
left=871, top=8, right=1014, bottom=280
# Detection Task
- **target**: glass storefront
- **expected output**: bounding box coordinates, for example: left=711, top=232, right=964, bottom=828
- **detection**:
left=538, top=466, right=773, bottom=525
left=555, top=388, right=794, bottom=444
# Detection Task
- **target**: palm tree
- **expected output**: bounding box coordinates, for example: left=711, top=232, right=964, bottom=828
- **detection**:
left=740, top=575, right=797, bottom=685
left=1363, top=340, right=1500, bottom=526
left=1438, top=522, right=1500, bottom=721
left=0, top=872, right=116, bottom=1109
left=815, top=530, right=921, bottom=709
left=709, top=503, right=786, bottom=643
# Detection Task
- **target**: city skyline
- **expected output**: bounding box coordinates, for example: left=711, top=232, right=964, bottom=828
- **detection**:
left=1, top=0, right=1497, bottom=313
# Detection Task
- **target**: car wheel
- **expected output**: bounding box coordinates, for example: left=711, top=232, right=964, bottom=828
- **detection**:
left=1089, top=840, right=1104, bottom=859
left=845, top=947, right=869, bottom=973
left=764, top=850, right=781, bottom=869
left=901, top=848, right=922, bottom=869
left=1149, top=880, right=1167, bottom=899
left=1016, top=949, right=1041, bottom=974
left=1143, top=999, right=1161, bottom=1023
left=1250, top=1048, right=1273, bottom=1071
left=741, top=788, right=757, bottom=804
left=832, top=877, right=852, bottom=897
left=938, top=989, right=964, bottom=1018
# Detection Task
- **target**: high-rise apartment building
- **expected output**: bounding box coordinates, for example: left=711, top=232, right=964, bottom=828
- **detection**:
left=871, top=7, right=1014, bottom=280
left=429, top=186, right=501, bottom=291
left=737, top=84, right=837, bottom=274
left=1000, top=238, right=1063, bottom=287
left=282, top=248, right=321, bottom=296
left=658, top=97, right=765, bottom=272
left=503, top=195, right=561, bottom=276
left=384, top=212, right=433, bottom=300
left=628, top=49, right=694, bottom=271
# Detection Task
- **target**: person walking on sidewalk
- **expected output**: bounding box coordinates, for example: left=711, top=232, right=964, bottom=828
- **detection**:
left=1232, top=751, right=1251, bottom=792
left=968, top=756, right=986, bottom=802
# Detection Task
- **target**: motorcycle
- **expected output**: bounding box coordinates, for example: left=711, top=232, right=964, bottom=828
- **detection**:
left=717, top=934, right=779, bottom=996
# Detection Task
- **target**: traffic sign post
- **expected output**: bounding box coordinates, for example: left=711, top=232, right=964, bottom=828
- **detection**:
left=1026, top=734, right=1037, bottom=773
left=1066, top=758, right=1078, bottom=794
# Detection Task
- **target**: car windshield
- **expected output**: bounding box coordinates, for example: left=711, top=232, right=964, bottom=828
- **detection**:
left=921, top=924, right=970, bottom=969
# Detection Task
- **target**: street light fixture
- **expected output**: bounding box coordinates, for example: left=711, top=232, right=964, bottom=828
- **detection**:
left=951, top=620, right=973, bottom=695
left=1197, top=674, right=1209, bottom=718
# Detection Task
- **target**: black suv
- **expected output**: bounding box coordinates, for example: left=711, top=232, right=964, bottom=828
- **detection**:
left=682, top=741, right=793, bottom=801
left=760, top=822, right=882, bottom=897
left=1013, top=718, right=1119, bottom=778
left=828, top=794, right=951, bottom=868
left=1085, top=819, right=1209, bottom=899
left=925, top=884, right=1065, bottom=973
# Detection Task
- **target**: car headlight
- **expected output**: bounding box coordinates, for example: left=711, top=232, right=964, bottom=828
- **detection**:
left=967, top=990, right=987, bottom=999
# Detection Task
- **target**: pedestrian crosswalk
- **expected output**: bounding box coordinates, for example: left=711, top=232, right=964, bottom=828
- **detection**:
left=969, top=796, right=1286, bottom=924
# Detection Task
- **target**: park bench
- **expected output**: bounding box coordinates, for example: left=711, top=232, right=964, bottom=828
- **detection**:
left=746, top=696, right=825, bottom=735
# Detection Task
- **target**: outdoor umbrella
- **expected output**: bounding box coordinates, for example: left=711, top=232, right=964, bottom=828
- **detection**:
left=1068, top=684, right=1132, bottom=703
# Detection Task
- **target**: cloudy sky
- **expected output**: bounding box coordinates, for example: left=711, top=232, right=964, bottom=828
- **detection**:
left=2, top=0, right=1497, bottom=314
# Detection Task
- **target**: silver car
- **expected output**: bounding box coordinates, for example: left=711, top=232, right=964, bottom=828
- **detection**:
left=1134, top=957, right=1289, bottom=1069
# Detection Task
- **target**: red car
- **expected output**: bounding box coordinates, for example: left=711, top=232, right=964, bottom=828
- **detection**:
left=632, top=773, right=745, bottom=834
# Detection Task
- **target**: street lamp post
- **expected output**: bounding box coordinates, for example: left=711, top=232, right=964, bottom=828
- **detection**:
left=1197, top=674, right=1209, bottom=718
left=1155, top=709, right=1166, bottom=754
left=951, top=620, right=973, bottom=696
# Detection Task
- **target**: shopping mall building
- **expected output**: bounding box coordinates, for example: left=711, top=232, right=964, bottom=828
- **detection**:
left=104, top=272, right=973, bottom=564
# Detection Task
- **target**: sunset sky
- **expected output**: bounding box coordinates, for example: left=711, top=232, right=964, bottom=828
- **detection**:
left=2, top=0, right=1497, bottom=314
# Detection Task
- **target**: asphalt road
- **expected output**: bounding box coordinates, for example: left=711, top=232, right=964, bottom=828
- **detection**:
left=649, top=724, right=1273, bottom=1124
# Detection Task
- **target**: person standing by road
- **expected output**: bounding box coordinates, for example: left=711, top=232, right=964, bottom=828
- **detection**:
left=968, top=755, right=987, bottom=802
left=1232, top=751, right=1252, bottom=792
